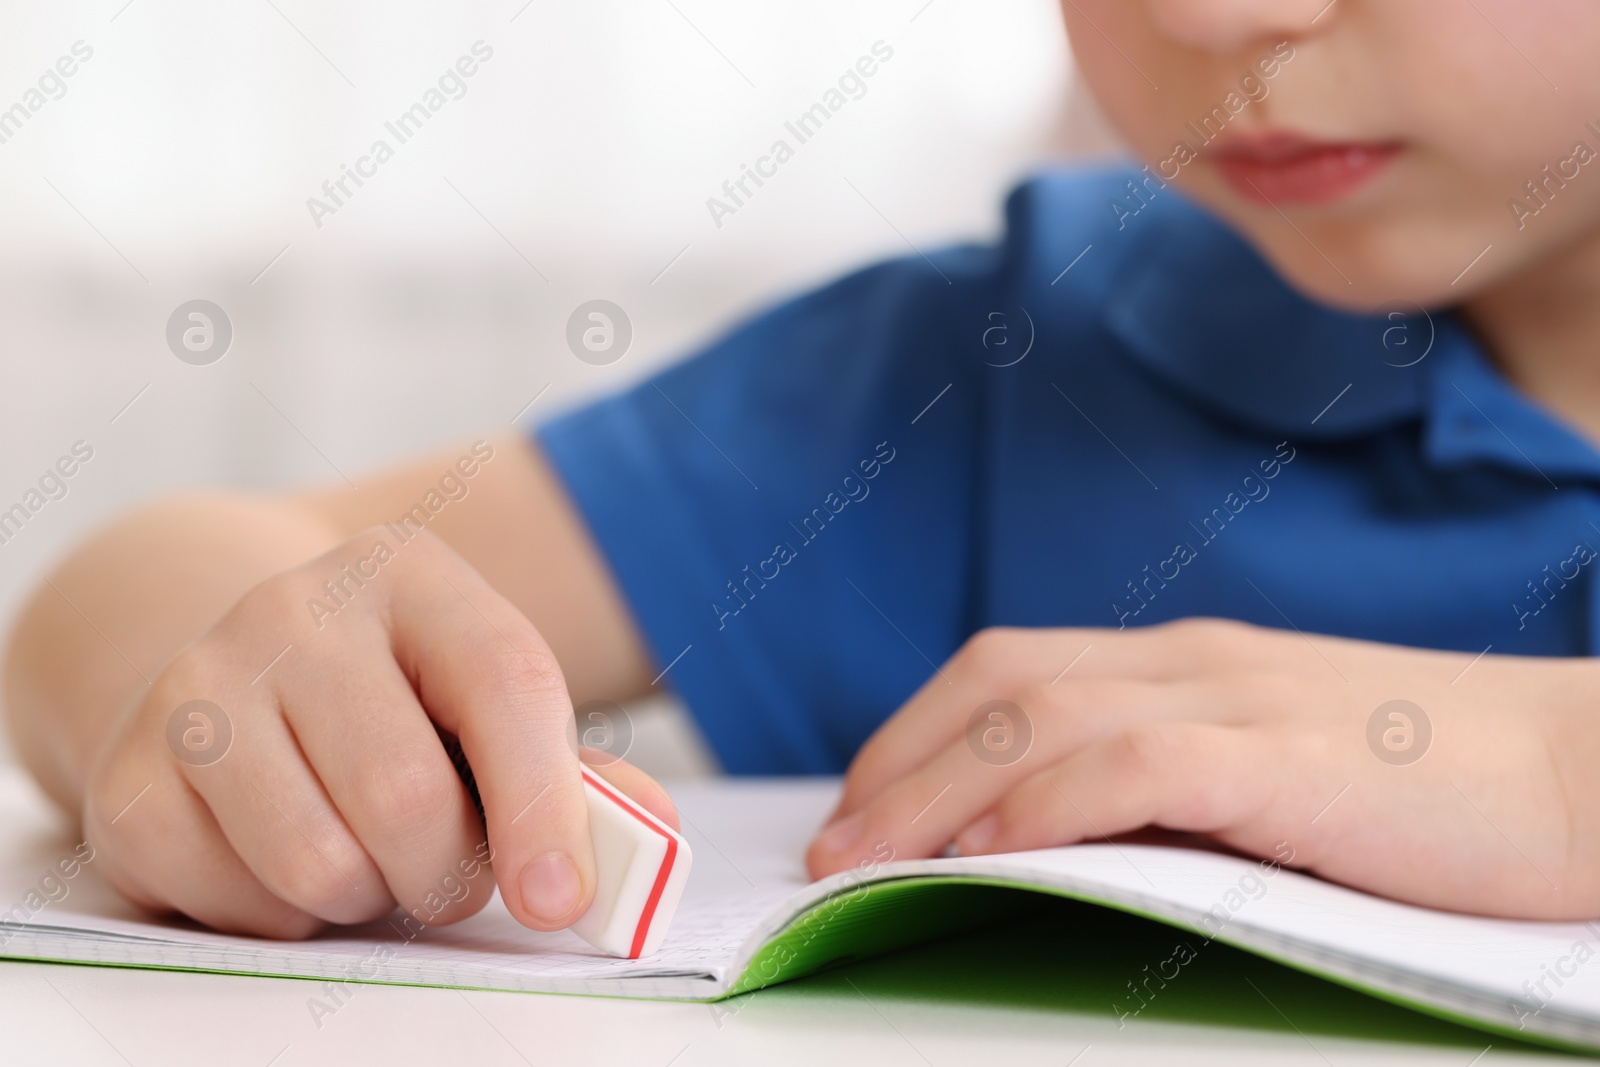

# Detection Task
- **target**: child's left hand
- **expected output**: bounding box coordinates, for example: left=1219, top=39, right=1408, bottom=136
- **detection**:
left=805, top=618, right=1600, bottom=919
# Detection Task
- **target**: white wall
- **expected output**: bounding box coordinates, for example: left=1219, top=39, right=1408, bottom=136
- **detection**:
left=0, top=0, right=1120, bottom=774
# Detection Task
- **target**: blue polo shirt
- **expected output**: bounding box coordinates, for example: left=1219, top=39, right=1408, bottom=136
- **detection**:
left=539, top=165, right=1600, bottom=774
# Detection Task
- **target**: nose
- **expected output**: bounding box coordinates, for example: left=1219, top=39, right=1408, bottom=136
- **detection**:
left=1145, top=0, right=1332, bottom=53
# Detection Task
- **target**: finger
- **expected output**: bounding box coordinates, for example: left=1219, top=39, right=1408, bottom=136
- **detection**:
left=87, top=772, right=323, bottom=939
left=385, top=533, right=594, bottom=933
left=170, top=682, right=397, bottom=926
left=955, top=722, right=1270, bottom=857
left=833, top=620, right=1290, bottom=823
left=809, top=679, right=1191, bottom=876
left=580, top=750, right=679, bottom=832
left=831, top=629, right=1089, bottom=823
left=276, top=641, right=494, bottom=928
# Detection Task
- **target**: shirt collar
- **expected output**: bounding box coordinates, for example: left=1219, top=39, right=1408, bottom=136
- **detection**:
left=1096, top=183, right=1600, bottom=485
left=1423, top=338, right=1600, bottom=488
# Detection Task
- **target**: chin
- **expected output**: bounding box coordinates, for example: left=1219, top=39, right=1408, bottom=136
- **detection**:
left=1176, top=165, right=1511, bottom=314
left=1233, top=212, right=1506, bottom=315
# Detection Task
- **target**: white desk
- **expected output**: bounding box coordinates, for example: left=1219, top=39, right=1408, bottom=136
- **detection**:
left=0, top=937, right=1566, bottom=1065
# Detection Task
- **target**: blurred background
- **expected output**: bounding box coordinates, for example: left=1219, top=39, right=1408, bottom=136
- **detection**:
left=0, top=0, right=1121, bottom=773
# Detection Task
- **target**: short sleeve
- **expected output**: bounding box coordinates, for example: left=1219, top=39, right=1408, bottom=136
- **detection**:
left=538, top=246, right=1003, bottom=773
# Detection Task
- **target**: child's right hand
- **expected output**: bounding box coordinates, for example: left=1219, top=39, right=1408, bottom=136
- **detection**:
left=80, top=528, right=677, bottom=939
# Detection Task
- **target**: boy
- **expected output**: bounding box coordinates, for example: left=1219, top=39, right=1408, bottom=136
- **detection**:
left=8, top=0, right=1600, bottom=939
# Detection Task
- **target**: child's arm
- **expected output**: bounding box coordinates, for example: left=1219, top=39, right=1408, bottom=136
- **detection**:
left=2, top=434, right=671, bottom=937
left=807, top=619, right=1600, bottom=919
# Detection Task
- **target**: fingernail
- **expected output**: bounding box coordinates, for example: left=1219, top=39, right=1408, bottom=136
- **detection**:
left=814, top=811, right=864, bottom=857
left=519, top=851, right=582, bottom=924
left=958, top=813, right=1000, bottom=856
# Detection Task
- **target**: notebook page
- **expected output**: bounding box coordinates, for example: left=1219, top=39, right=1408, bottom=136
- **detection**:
left=0, top=768, right=836, bottom=999
left=770, top=843, right=1600, bottom=1046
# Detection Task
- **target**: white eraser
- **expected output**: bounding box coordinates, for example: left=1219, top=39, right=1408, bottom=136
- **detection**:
left=570, top=767, right=692, bottom=958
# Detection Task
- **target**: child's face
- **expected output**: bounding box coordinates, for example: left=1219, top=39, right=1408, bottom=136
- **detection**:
left=1066, top=0, right=1600, bottom=311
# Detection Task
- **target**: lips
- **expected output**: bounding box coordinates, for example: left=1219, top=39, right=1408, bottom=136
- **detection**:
left=1212, top=134, right=1403, bottom=206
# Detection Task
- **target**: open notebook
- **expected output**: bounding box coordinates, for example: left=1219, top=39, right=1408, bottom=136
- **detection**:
left=3, top=767, right=1599, bottom=1054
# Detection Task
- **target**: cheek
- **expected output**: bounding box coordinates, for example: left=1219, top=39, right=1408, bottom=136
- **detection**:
left=1388, top=0, right=1600, bottom=177
left=1398, top=6, right=1600, bottom=298
left=1064, top=3, right=1168, bottom=146
left=1297, top=6, right=1600, bottom=307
